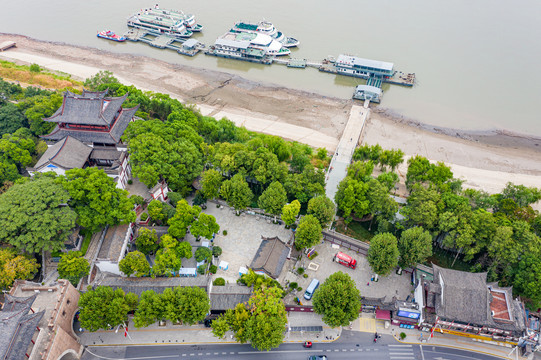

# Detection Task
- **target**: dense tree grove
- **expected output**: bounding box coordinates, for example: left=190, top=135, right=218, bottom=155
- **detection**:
left=0, top=247, right=40, bottom=290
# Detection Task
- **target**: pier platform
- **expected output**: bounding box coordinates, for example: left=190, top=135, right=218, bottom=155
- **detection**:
left=124, top=29, right=204, bottom=56
left=319, top=61, right=415, bottom=87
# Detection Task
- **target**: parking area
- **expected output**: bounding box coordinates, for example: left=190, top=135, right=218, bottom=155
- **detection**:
left=202, top=203, right=293, bottom=284
left=283, top=242, right=413, bottom=305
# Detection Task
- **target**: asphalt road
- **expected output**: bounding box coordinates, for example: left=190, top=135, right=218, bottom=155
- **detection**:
left=82, top=331, right=506, bottom=360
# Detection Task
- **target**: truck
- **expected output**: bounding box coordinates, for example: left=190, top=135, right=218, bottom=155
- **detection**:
left=334, top=252, right=357, bottom=269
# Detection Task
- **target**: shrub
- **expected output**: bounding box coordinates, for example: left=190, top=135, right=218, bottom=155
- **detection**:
left=140, top=213, right=148, bottom=221
left=195, top=247, right=212, bottom=262
left=213, top=277, right=225, bottom=286
left=29, top=63, right=41, bottom=73
left=130, top=195, right=144, bottom=205
left=303, top=274, right=308, bottom=278
left=212, top=246, right=222, bottom=257
left=209, top=265, right=217, bottom=274
left=197, top=264, right=206, bottom=275
left=297, top=267, right=304, bottom=275
left=127, top=179, right=133, bottom=185
left=168, top=192, right=183, bottom=207
left=289, top=282, right=298, bottom=289
left=297, top=287, right=302, bottom=292
left=222, top=230, right=228, bottom=236
left=400, top=332, right=406, bottom=340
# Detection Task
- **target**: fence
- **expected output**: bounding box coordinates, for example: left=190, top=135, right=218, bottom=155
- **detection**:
left=322, top=230, right=369, bottom=256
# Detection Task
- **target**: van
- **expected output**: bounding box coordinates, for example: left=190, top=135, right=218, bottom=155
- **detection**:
left=304, top=279, right=320, bottom=300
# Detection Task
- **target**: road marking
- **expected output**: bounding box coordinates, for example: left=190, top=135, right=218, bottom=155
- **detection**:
left=389, top=344, right=412, bottom=347
left=181, top=355, right=185, bottom=358
left=197, top=354, right=202, bottom=356
left=238, top=350, right=323, bottom=355
left=350, top=349, right=355, bottom=351
left=334, top=349, right=339, bottom=352
left=420, top=345, right=426, bottom=360
left=229, top=352, right=234, bottom=355
left=205, top=353, right=210, bottom=355
left=222, top=353, right=226, bottom=355
left=189, top=354, right=194, bottom=357
left=390, top=352, right=415, bottom=355
left=214, top=353, right=218, bottom=355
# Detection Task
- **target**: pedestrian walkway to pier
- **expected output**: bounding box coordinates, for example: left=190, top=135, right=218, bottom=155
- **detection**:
left=325, top=102, right=370, bottom=202
left=124, top=29, right=204, bottom=56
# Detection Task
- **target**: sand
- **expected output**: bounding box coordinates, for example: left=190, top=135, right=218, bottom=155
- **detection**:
left=0, top=33, right=539, bottom=203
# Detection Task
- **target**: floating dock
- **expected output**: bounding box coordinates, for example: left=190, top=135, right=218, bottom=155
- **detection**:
left=124, top=29, right=204, bottom=56
left=0, top=41, right=16, bottom=52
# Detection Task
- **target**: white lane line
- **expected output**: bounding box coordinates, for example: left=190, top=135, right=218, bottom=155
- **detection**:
left=334, top=349, right=339, bottom=352
left=390, top=352, right=415, bottom=355
left=350, top=349, right=355, bottom=351
left=238, top=350, right=323, bottom=355
left=388, top=344, right=413, bottom=347
left=420, top=345, right=426, bottom=360
left=214, top=353, right=218, bottom=355
left=221, top=353, right=226, bottom=355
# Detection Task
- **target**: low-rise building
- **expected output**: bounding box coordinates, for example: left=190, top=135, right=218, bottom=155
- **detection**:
left=2, top=280, right=83, bottom=360
left=250, top=236, right=291, bottom=279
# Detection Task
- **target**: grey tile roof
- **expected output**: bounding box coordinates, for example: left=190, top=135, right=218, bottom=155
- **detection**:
left=97, top=224, right=130, bottom=262
left=250, top=236, right=290, bottom=279
left=42, top=105, right=137, bottom=145
left=210, top=285, right=252, bottom=311
left=90, top=148, right=123, bottom=161
left=33, top=136, right=92, bottom=171
left=433, top=265, right=489, bottom=325
left=0, top=294, right=44, bottom=360
left=98, top=275, right=209, bottom=297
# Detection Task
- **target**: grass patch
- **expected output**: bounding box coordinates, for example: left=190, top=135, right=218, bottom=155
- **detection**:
left=0, top=60, right=83, bottom=89
left=425, top=247, right=471, bottom=272
left=80, top=229, right=93, bottom=255
left=334, top=219, right=374, bottom=243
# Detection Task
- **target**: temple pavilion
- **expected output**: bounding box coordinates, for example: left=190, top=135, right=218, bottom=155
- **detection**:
left=42, top=89, right=138, bottom=146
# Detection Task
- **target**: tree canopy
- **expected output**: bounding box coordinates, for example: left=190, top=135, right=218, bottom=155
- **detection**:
left=167, top=200, right=201, bottom=239
left=135, top=228, right=159, bottom=255
left=307, top=195, right=335, bottom=227
left=78, top=286, right=138, bottom=332
left=397, top=227, right=433, bottom=269
left=367, top=233, right=399, bottom=276
left=61, top=168, right=135, bottom=233
left=58, top=251, right=90, bottom=286
left=190, top=213, right=220, bottom=240
left=313, top=272, right=361, bottom=327
left=258, top=181, right=287, bottom=220
left=0, top=176, right=77, bottom=253
left=119, top=251, right=150, bottom=277
left=281, top=200, right=301, bottom=227
left=200, top=169, right=223, bottom=200
left=0, top=247, right=40, bottom=290
left=295, top=215, right=322, bottom=250
left=220, top=174, right=253, bottom=211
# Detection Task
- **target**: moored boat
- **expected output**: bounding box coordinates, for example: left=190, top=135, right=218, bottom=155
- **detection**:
left=231, top=20, right=299, bottom=48
left=145, top=5, right=203, bottom=32
left=127, top=6, right=194, bottom=38
left=97, top=30, right=126, bottom=42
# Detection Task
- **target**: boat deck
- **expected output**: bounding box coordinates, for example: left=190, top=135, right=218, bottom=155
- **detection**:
left=124, top=29, right=204, bottom=56
left=319, top=62, right=415, bottom=87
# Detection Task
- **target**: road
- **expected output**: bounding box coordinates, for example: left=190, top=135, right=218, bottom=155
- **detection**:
left=82, top=332, right=506, bottom=360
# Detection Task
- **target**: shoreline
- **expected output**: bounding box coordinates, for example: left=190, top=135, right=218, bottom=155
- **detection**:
left=0, top=33, right=539, bottom=200
left=2, top=32, right=540, bottom=151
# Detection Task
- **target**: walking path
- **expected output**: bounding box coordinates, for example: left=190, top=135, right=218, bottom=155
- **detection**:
left=325, top=104, right=370, bottom=202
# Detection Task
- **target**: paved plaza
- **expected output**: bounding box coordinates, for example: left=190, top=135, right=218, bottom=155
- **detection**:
left=201, top=203, right=294, bottom=284
left=284, top=242, right=413, bottom=305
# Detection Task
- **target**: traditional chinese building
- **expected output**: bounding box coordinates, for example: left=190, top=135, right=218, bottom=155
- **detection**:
left=42, top=89, right=138, bottom=147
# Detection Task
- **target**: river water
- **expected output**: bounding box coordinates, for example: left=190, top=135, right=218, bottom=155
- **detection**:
left=1, top=0, right=540, bottom=136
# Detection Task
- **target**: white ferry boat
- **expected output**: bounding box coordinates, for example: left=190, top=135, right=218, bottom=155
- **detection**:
left=207, top=32, right=290, bottom=64
left=145, top=5, right=203, bottom=32
left=127, top=6, right=194, bottom=38
left=231, top=21, right=299, bottom=48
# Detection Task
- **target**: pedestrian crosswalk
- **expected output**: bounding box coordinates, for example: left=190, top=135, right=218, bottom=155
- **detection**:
left=388, top=344, right=416, bottom=359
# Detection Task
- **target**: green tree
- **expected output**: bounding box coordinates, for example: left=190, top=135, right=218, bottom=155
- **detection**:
left=283, top=165, right=325, bottom=204
left=135, top=228, right=159, bottom=255
left=406, top=155, right=453, bottom=188
left=281, top=200, right=301, bottom=227
left=153, top=246, right=182, bottom=277
left=313, top=272, right=361, bottom=327
left=119, top=251, right=150, bottom=277
left=220, top=174, right=253, bottom=211
left=159, top=286, right=210, bottom=325
left=498, top=183, right=541, bottom=208
left=307, top=196, right=335, bottom=227
left=147, top=200, right=164, bottom=222
left=335, top=177, right=370, bottom=225
left=367, top=233, right=399, bottom=276
left=62, top=168, right=135, bottom=233
left=513, top=254, right=541, bottom=307
left=133, top=290, right=164, bottom=328
left=58, top=251, right=90, bottom=286
left=0, top=248, right=40, bottom=290
left=397, top=227, right=433, bottom=269
left=401, top=184, right=441, bottom=229
left=190, top=213, right=220, bottom=240
left=168, top=200, right=201, bottom=239
left=0, top=103, right=26, bottom=136
left=20, top=93, right=62, bottom=136
left=176, top=241, right=193, bottom=259
left=195, top=246, right=212, bottom=262
left=0, top=176, right=77, bottom=253
left=123, top=119, right=203, bottom=192
left=212, top=246, right=222, bottom=257
left=213, top=287, right=287, bottom=351
left=200, top=169, right=223, bottom=200
left=78, top=286, right=138, bottom=332
left=295, top=215, right=322, bottom=250
left=366, top=179, right=399, bottom=225
left=258, top=181, right=287, bottom=222
left=84, top=70, right=120, bottom=91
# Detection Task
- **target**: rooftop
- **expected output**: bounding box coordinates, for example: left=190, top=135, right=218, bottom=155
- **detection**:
left=250, top=236, right=290, bottom=279
left=32, top=136, right=92, bottom=171
left=209, top=285, right=252, bottom=311
left=490, top=289, right=511, bottom=321
left=337, top=54, right=394, bottom=72
left=97, top=275, right=209, bottom=297
left=97, top=224, right=130, bottom=262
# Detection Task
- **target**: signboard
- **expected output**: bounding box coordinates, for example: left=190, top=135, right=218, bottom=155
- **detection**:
left=397, top=310, right=421, bottom=319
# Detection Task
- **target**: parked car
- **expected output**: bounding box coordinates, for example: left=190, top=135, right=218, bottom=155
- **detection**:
left=308, top=356, right=327, bottom=360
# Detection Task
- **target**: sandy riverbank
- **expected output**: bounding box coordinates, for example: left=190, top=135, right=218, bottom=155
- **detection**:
left=0, top=33, right=539, bottom=198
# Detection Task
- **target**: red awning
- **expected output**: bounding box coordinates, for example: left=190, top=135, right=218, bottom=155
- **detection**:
left=376, top=309, right=391, bottom=321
